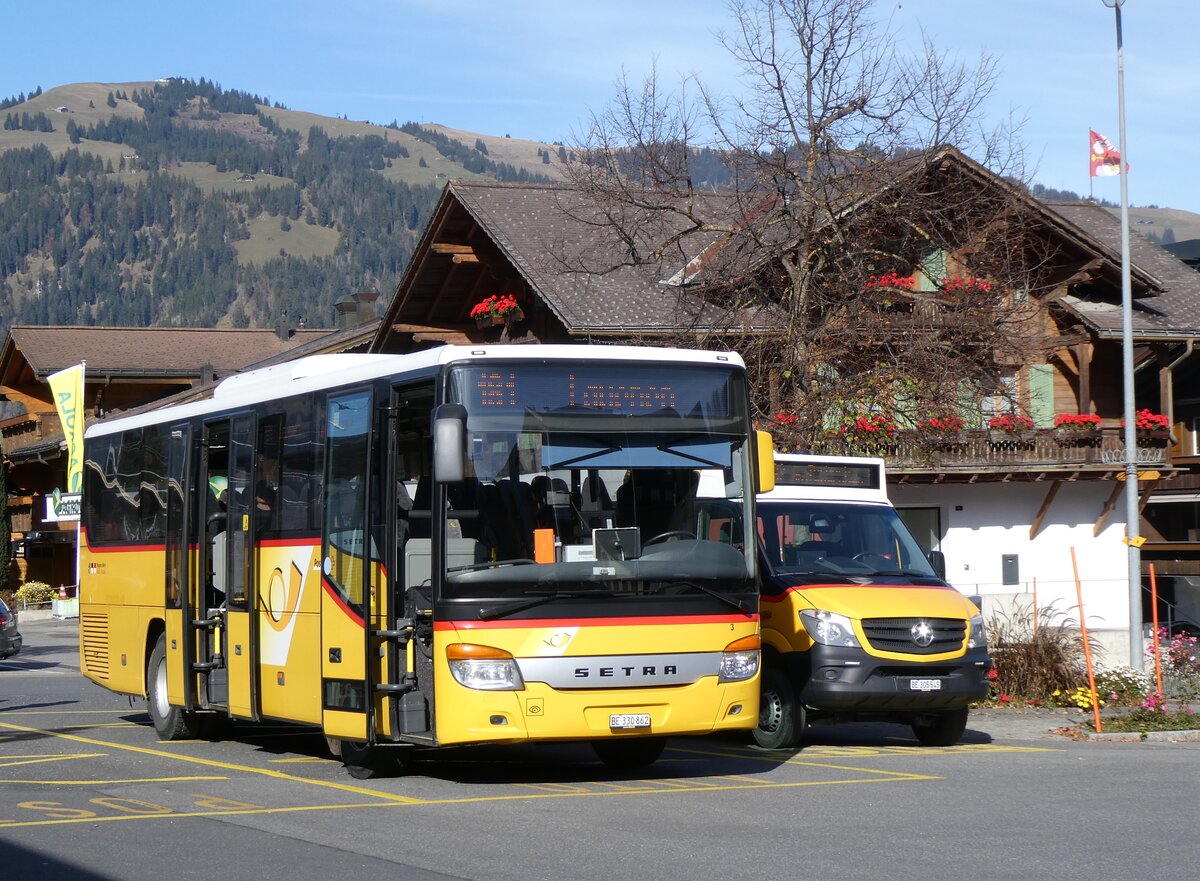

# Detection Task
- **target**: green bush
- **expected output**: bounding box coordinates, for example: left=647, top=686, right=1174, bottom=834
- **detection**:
left=15, top=580, right=55, bottom=605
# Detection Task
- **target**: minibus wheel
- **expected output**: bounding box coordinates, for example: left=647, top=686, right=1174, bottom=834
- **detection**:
left=336, top=740, right=413, bottom=779
left=592, top=736, right=667, bottom=768
left=911, top=708, right=969, bottom=747
left=146, top=635, right=205, bottom=740
left=753, top=667, right=805, bottom=749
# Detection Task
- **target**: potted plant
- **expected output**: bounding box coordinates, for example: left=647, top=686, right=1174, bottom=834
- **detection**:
left=1052, top=412, right=1102, bottom=445
left=1122, top=408, right=1171, bottom=444
left=839, top=414, right=897, bottom=454
left=987, top=413, right=1035, bottom=445
left=469, top=294, right=524, bottom=327
left=919, top=414, right=968, bottom=447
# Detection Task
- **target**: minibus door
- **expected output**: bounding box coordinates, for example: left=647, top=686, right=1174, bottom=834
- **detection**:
left=222, top=413, right=257, bottom=718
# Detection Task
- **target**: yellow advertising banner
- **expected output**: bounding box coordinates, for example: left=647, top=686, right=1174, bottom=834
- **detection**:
left=47, top=362, right=85, bottom=493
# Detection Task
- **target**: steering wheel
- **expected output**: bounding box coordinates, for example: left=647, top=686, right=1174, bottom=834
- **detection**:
left=853, top=552, right=893, bottom=567
left=644, top=530, right=696, bottom=547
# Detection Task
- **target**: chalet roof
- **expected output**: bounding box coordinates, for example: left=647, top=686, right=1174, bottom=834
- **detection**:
left=374, top=180, right=770, bottom=350
left=1046, top=202, right=1200, bottom=337
left=4, top=325, right=331, bottom=379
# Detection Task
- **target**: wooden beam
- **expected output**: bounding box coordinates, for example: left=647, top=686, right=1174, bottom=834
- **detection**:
left=1030, top=480, right=1062, bottom=540
left=430, top=243, right=476, bottom=255
left=451, top=253, right=480, bottom=264
left=1094, top=479, right=1125, bottom=537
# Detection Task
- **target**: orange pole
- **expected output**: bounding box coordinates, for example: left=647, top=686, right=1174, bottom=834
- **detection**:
left=1070, top=547, right=1103, bottom=733
left=1149, top=564, right=1163, bottom=696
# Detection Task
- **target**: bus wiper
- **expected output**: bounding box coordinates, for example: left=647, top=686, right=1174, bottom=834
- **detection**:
left=449, top=558, right=536, bottom=574
left=478, top=589, right=616, bottom=621
left=670, top=581, right=749, bottom=613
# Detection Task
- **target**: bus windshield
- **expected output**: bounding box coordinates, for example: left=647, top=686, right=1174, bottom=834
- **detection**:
left=436, top=362, right=755, bottom=599
left=758, top=501, right=937, bottom=579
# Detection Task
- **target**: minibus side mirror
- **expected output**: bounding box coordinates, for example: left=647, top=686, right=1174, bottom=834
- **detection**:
left=926, top=549, right=947, bottom=580
left=433, top=404, right=467, bottom=483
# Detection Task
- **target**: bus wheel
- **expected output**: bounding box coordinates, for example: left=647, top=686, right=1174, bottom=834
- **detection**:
left=911, top=708, right=969, bottom=747
left=592, top=736, right=667, bottom=768
left=753, top=667, right=805, bottom=750
left=146, top=636, right=204, bottom=740
left=337, top=740, right=413, bottom=779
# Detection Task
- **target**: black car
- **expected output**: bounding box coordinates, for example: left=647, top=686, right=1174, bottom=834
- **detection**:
left=0, top=597, right=21, bottom=659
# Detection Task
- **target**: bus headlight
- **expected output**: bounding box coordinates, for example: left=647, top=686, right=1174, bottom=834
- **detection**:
left=800, top=609, right=861, bottom=648
left=446, top=643, right=525, bottom=691
left=719, top=635, right=760, bottom=682
left=968, top=614, right=988, bottom=650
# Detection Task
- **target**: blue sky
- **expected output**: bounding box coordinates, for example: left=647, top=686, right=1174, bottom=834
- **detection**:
left=3, top=1, right=1196, bottom=212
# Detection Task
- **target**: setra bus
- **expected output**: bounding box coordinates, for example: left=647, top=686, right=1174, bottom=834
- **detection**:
left=79, top=345, right=772, bottom=776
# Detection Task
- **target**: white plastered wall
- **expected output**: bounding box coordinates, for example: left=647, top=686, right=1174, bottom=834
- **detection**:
left=890, top=481, right=1135, bottom=667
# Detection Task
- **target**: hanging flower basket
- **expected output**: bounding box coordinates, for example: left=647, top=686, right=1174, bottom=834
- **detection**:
left=470, top=294, right=524, bottom=327
left=1053, top=412, right=1102, bottom=445
left=987, top=414, right=1035, bottom=447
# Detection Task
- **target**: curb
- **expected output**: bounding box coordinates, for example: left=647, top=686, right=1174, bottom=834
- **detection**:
left=1085, top=729, right=1200, bottom=743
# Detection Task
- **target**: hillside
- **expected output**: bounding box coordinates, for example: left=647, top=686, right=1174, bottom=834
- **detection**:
left=2, top=78, right=1197, bottom=337
left=0, top=79, right=564, bottom=333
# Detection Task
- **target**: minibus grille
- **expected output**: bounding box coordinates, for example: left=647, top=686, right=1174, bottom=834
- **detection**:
left=861, top=618, right=966, bottom=655
left=81, top=614, right=111, bottom=680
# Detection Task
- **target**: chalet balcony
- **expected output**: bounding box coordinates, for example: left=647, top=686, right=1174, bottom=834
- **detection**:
left=812, top=428, right=1174, bottom=482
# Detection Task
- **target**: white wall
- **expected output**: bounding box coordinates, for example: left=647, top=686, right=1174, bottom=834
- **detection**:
left=890, top=481, right=1135, bottom=666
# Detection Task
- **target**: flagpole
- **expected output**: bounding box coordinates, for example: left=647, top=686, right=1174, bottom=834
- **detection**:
left=1103, top=0, right=1142, bottom=668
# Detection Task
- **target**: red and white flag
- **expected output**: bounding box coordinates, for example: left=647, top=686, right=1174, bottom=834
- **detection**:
left=1089, top=130, right=1125, bottom=177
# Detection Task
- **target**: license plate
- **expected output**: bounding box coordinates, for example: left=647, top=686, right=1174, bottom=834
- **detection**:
left=609, top=713, right=652, bottom=730
left=910, top=679, right=942, bottom=692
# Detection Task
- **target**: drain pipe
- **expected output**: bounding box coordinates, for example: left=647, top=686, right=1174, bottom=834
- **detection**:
left=1165, top=339, right=1195, bottom=433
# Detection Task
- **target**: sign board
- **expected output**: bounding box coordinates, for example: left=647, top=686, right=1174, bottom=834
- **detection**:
left=44, top=490, right=81, bottom=523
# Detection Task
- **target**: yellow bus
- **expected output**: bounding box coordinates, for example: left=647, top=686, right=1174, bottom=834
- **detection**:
left=79, top=345, right=771, bottom=776
left=727, top=454, right=990, bottom=749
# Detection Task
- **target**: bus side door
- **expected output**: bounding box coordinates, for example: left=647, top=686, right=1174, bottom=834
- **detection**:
left=320, top=389, right=374, bottom=742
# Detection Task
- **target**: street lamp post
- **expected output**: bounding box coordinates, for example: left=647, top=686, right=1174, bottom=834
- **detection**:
left=1102, top=0, right=1142, bottom=668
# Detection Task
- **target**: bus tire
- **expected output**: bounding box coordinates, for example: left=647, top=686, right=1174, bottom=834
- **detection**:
left=592, top=736, right=667, bottom=768
left=753, top=667, right=805, bottom=750
left=146, top=636, right=204, bottom=740
left=911, top=708, right=969, bottom=747
left=338, top=740, right=413, bottom=779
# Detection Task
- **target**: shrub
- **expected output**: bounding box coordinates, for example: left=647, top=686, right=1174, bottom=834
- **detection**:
left=984, top=601, right=1092, bottom=704
left=15, top=580, right=54, bottom=605
left=1146, top=628, right=1200, bottom=698
left=1093, top=665, right=1151, bottom=707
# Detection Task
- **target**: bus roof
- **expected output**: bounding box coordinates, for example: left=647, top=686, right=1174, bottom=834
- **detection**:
left=759, top=453, right=890, bottom=504
left=85, top=344, right=746, bottom=438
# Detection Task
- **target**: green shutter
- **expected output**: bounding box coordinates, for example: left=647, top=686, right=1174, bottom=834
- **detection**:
left=1028, top=364, right=1054, bottom=427
left=917, top=250, right=947, bottom=291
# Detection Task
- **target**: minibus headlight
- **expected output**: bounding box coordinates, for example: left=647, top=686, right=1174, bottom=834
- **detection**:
left=800, top=609, right=861, bottom=648
left=968, top=614, right=988, bottom=650
left=446, top=643, right=525, bottom=691
left=719, top=635, right=760, bottom=682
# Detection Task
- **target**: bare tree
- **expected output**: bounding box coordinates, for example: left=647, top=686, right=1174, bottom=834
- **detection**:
left=563, top=0, right=1058, bottom=448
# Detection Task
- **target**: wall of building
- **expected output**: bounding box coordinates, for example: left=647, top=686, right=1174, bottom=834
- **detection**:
left=890, top=480, right=1136, bottom=667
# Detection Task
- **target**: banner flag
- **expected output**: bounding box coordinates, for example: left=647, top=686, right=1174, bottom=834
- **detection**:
left=47, top=362, right=85, bottom=493
left=1089, top=130, right=1126, bottom=177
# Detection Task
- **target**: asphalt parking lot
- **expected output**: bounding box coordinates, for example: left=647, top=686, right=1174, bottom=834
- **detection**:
left=3, top=614, right=1198, bottom=881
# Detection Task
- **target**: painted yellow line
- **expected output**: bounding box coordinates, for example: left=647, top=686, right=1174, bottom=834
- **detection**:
left=0, top=774, right=935, bottom=828
left=269, top=757, right=331, bottom=764
left=1, top=710, right=145, bottom=715
left=0, top=753, right=106, bottom=768
left=0, top=720, right=421, bottom=805
left=0, top=776, right=228, bottom=785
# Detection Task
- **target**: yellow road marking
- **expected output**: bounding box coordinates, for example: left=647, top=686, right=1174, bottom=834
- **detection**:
left=269, top=757, right=331, bottom=764
left=0, top=720, right=420, bottom=805
left=0, top=753, right=105, bottom=768
left=0, top=776, right=228, bottom=785
left=2, top=710, right=145, bottom=715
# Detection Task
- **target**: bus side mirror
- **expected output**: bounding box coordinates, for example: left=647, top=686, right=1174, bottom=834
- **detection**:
left=753, top=430, right=775, bottom=495
left=433, top=404, right=467, bottom=483
left=927, top=550, right=947, bottom=580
